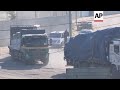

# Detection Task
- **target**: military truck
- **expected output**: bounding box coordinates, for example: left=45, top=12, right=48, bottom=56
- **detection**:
left=8, top=25, right=49, bottom=65
left=64, top=27, right=120, bottom=79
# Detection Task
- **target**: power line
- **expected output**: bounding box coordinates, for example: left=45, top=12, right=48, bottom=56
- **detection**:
left=69, top=11, right=72, bottom=37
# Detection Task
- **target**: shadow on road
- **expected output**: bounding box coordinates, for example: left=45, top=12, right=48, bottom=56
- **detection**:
left=51, top=73, right=66, bottom=79
left=0, top=56, right=45, bottom=70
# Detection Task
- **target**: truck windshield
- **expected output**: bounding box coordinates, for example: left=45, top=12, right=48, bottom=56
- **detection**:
left=49, top=33, right=62, bottom=38
left=22, top=36, right=48, bottom=47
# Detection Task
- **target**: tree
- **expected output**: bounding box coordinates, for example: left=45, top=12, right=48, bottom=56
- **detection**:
left=7, top=11, right=16, bottom=20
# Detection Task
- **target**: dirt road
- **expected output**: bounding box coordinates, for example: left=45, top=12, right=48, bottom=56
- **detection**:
left=0, top=47, right=69, bottom=79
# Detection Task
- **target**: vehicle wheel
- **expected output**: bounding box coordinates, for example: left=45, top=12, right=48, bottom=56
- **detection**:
left=42, top=58, right=49, bottom=66
left=25, top=57, right=36, bottom=65
left=25, top=59, right=36, bottom=65
left=42, top=54, right=49, bottom=66
left=11, top=51, right=17, bottom=61
left=18, top=52, right=22, bottom=61
left=11, top=54, right=16, bottom=61
left=111, top=64, right=118, bottom=79
left=21, top=54, right=36, bottom=65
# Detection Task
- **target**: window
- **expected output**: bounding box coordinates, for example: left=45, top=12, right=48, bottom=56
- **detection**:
left=49, top=33, right=62, bottom=38
left=114, top=45, right=119, bottom=54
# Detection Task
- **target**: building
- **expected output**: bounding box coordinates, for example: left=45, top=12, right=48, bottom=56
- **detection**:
left=15, top=11, right=120, bottom=20
left=15, top=11, right=68, bottom=19
left=0, top=11, right=120, bottom=21
left=15, top=11, right=91, bottom=19
left=0, top=11, right=8, bottom=21
left=72, top=11, right=120, bottom=19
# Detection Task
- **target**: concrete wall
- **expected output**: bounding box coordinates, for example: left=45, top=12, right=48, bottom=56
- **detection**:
left=88, top=11, right=120, bottom=16
left=0, top=11, right=8, bottom=20
left=0, top=16, right=69, bottom=46
left=16, top=11, right=36, bottom=19
left=16, top=11, right=68, bottom=19
left=72, top=11, right=90, bottom=19
left=16, top=11, right=90, bottom=20
left=104, top=11, right=120, bottom=15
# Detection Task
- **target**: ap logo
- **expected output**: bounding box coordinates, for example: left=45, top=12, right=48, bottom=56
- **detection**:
left=94, top=11, right=103, bottom=22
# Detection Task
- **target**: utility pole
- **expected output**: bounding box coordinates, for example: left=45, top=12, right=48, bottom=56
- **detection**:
left=35, top=11, right=37, bottom=18
left=69, top=11, right=72, bottom=37
left=75, top=11, right=77, bottom=26
left=15, top=11, right=17, bottom=20
left=80, top=11, right=82, bottom=17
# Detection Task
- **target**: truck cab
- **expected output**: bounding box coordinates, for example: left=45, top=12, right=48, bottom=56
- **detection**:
left=49, top=31, right=65, bottom=47
left=109, top=38, right=120, bottom=71
left=22, top=34, right=48, bottom=47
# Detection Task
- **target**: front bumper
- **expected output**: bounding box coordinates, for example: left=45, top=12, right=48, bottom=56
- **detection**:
left=21, top=48, right=49, bottom=61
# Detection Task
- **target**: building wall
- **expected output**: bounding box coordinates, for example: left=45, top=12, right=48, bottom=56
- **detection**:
left=0, top=11, right=8, bottom=20
left=16, top=11, right=36, bottom=19
left=88, top=11, right=120, bottom=16
left=15, top=11, right=116, bottom=20
left=15, top=11, right=68, bottom=19
left=104, top=11, right=120, bottom=15
left=1, top=11, right=120, bottom=21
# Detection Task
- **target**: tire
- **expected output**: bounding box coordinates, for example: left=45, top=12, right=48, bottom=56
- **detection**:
left=11, top=53, right=16, bottom=61
left=111, top=64, right=118, bottom=79
left=18, top=52, right=22, bottom=61
left=24, top=56, right=36, bottom=65
left=25, top=60, right=36, bottom=65
left=21, top=53, right=36, bottom=65
left=25, top=57, right=36, bottom=65
left=11, top=51, right=17, bottom=61
left=42, top=54, right=49, bottom=66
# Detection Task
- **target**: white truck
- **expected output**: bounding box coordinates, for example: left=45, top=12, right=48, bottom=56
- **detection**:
left=109, top=38, right=120, bottom=71
left=49, top=31, right=70, bottom=47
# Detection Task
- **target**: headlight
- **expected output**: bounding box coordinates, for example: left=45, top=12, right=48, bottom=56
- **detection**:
left=44, top=43, right=47, bottom=45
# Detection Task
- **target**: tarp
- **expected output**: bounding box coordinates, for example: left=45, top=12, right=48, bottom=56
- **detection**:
left=64, top=27, right=120, bottom=64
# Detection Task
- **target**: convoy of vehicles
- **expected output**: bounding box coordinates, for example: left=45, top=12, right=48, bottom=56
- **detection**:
left=5, top=21, right=120, bottom=79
